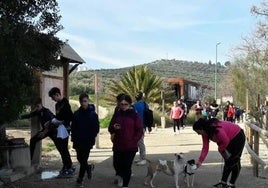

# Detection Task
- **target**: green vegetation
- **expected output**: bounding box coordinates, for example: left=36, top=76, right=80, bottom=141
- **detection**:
left=70, top=60, right=226, bottom=98
left=225, top=2, right=268, bottom=111
left=0, top=0, right=62, bottom=125
left=42, top=142, right=56, bottom=153
left=106, top=66, right=163, bottom=104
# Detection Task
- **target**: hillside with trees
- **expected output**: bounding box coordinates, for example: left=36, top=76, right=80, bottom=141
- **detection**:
left=69, top=59, right=227, bottom=96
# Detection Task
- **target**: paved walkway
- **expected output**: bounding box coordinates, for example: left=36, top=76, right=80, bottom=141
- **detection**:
left=5, top=127, right=268, bottom=188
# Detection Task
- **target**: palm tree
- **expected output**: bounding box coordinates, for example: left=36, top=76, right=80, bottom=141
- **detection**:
left=106, top=66, right=163, bottom=104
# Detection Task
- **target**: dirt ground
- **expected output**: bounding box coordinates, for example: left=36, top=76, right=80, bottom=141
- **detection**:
left=2, top=127, right=268, bottom=188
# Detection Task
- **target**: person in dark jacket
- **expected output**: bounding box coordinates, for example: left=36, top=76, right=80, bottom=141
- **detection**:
left=48, top=87, right=74, bottom=176
left=109, top=94, right=143, bottom=188
left=71, top=93, right=99, bottom=187
left=21, top=98, right=57, bottom=160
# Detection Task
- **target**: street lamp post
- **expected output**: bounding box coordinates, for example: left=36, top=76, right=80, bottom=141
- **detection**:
left=215, top=42, right=221, bottom=100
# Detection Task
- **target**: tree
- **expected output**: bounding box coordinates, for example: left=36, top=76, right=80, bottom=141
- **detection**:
left=0, top=0, right=63, bottom=125
left=106, top=66, right=163, bottom=105
left=225, top=1, right=268, bottom=110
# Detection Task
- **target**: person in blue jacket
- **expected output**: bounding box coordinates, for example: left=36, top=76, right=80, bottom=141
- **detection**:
left=71, top=93, right=100, bottom=187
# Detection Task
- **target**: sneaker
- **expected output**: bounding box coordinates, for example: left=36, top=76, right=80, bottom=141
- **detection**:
left=134, top=159, right=141, bottom=163
left=136, top=159, right=146, bottom=166
left=59, top=167, right=66, bottom=174
left=87, top=164, right=94, bottom=179
left=61, top=168, right=75, bottom=176
left=76, top=178, right=84, bottom=187
left=213, top=182, right=227, bottom=188
left=226, top=184, right=235, bottom=188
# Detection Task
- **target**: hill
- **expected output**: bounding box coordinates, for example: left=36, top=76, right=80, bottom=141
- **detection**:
left=69, top=59, right=226, bottom=95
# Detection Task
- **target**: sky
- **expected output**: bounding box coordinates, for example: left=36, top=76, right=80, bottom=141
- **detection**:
left=57, top=0, right=263, bottom=69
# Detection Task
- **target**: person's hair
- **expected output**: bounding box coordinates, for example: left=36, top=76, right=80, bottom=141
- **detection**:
left=116, top=93, right=125, bottom=102
left=33, top=98, right=42, bottom=106
left=79, top=93, right=89, bottom=102
left=135, top=91, right=143, bottom=101
left=119, top=94, right=132, bottom=104
left=193, top=118, right=220, bottom=139
left=48, top=87, right=61, bottom=97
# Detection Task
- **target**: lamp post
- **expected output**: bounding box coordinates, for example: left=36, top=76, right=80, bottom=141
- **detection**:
left=215, top=42, right=221, bottom=100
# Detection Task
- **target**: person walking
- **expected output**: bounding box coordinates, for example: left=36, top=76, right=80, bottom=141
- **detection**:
left=170, top=101, right=184, bottom=134
left=227, top=103, right=235, bottom=122
left=178, top=99, right=187, bottom=128
left=109, top=94, right=143, bottom=188
left=133, top=91, right=150, bottom=166
left=71, top=93, right=99, bottom=187
left=194, top=100, right=203, bottom=121
left=223, top=101, right=230, bottom=121
left=193, top=118, right=245, bottom=188
left=210, top=100, right=219, bottom=118
left=48, top=87, right=74, bottom=176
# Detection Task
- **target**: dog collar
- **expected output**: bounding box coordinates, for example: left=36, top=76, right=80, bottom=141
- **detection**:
left=184, top=165, right=194, bottom=176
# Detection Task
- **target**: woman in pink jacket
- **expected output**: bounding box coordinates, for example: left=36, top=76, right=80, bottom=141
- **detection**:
left=170, top=101, right=184, bottom=134
left=193, top=118, right=245, bottom=188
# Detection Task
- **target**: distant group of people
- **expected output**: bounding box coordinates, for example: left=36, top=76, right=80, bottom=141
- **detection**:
left=193, top=100, right=220, bottom=120
left=192, top=100, right=244, bottom=123
left=223, top=101, right=244, bottom=123
left=22, top=90, right=152, bottom=188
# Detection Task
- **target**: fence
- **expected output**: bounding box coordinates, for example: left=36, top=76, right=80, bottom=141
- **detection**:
left=243, top=117, right=268, bottom=177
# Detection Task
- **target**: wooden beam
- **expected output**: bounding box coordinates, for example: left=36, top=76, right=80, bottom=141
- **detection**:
left=245, top=141, right=266, bottom=168
left=31, top=71, right=42, bottom=165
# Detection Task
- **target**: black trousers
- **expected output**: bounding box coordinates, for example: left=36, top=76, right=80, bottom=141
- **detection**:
left=76, top=148, right=91, bottom=179
left=30, top=130, right=72, bottom=169
left=222, top=130, right=245, bottom=184
left=173, top=119, right=181, bottom=132
left=54, top=137, right=73, bottom=169
left=113, top=151, right=136, bottom=187
left=30, top=130, right=56, bottom=159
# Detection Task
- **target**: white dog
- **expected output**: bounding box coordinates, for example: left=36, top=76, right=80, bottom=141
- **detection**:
left=144, top=153, right=196, bottom=188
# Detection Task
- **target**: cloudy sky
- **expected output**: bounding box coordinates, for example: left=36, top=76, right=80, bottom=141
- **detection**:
left=57, top=0, right=262, bottom=69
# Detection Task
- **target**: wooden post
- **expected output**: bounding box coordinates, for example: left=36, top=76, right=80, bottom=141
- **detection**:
left=94, top=74, right=100, bottom=149
left=31, top=72, right=42, bottom=165
left=246, top=89, right=249, bottom=113
left=245, top=89, right=254, bottom=164
left=253, top=94, right=261, bottom=177
left=253, top=130, right=259, bottom=177
left=62, top=60, right=69, bottom=98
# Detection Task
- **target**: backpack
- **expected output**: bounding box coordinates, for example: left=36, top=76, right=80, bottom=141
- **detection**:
left=143, top=102, right=154, bottom=128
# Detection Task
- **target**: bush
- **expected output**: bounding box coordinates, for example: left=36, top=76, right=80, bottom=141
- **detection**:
left=185, top=110, right=196, bottom=126
left=99, top=110, right=113, bottom=128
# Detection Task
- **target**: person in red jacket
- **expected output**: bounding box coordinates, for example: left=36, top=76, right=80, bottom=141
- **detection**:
left=227, top=103, right=235, bottom=122
left=108, top=94, right=143, bottom=188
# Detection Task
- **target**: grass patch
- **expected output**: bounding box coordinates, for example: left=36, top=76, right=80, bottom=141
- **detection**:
left=99, top=111, right=113, bottom=128
left=42, top=142, right=56, bottom=152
